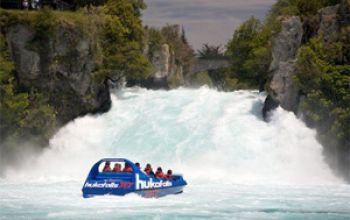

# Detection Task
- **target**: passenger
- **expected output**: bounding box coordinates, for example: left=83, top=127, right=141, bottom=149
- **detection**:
left=123, top=163, right=133, bottom=173
left=112, top=163, right=122, bottom=172
left=102, top=161, right=112, bottom=172
left=155, top=167, right=166, bottom=179
left=135, top=162, right=141, bottom=169
left=165, top=169, right=173, bottom=180
left=144, top=163, right=154, bottom=176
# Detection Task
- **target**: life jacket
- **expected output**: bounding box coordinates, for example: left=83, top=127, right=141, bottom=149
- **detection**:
left=103, top=166, right=111, bottom=172
left=113, top=167, right=121, bottom=172
left=165, top=174, right=173, bottom=180
left=123, top=166, right=133, bottom=173
left=155, top=171, right=166, bottom=179
left=144, top=168, right=152, bottom=175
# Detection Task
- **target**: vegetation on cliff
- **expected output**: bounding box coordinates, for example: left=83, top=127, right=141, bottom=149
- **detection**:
left=197, top=44, right=226, bottom=60
left=226, top=17, right=272, bottom=90
left=145, top=25, right=195, bottom=72
left=273, top=0, right=350, bottom=173
left=0, top=35, right=57, bottom=146
left=201, top=16, right=272, bottom=91
left=219, top=0, right=350, bottom=177
left=144, top=24, right=195, bottom=88
left=96, top=0, right=151, bottom=83
left=0, top=0, right=150, bottom=147
left=296, top=33, right=350, bottom=165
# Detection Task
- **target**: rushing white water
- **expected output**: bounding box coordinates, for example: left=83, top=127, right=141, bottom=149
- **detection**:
left=1, top=87, right=350, bottom=219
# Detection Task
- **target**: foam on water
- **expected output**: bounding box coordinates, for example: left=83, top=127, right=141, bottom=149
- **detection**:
left=1, top=87, right=350, bottom=219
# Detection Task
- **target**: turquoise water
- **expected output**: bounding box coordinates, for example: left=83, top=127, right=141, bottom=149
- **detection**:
left=1, top=87, right=350, bottom=219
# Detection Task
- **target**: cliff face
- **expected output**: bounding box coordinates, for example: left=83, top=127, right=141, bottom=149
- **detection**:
left=145, top=43, right=184, bottom=89
left=264, top=3, right=350, bottom=180
left=265, top=16, right=303, bottom=114
left=318, top=4, right=341, bottom=43
left=265, top=4, right=343, bottom=115
left=5, top=23, right=111, bottom=124
left=145, top=44, right=229, bottom=89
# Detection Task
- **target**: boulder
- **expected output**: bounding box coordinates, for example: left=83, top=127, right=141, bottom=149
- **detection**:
left=318, top=4, right=340, bottom=43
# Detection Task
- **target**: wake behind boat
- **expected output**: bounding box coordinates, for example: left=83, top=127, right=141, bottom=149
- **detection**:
left=82, top=158, right=187, bottom=198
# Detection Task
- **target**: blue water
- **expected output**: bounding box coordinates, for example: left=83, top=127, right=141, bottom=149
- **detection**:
left=1, top=87, right=349, bottom=219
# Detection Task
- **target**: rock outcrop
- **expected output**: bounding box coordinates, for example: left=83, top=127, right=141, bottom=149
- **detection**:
left=269, top=17, right=303, bottom=72
left=318, top=4, right=341, bottom=42
left=264, top=16, right=303, bottom=116
left=5, top=23, right=111, bottom=124
left=144, top=43, right=229, bottom=89
left=151, top=44, right=171, bottom=79
left=139, top=43, right=183, bottom=89
left=265, top=4, right=344, bottom=117
left=263, top=4, right=350, bottom=181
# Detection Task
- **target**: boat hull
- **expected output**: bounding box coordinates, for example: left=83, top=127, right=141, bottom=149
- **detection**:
left=82, top=158, right=187, bottom=199
left=83, top=185, right=185, bottom=198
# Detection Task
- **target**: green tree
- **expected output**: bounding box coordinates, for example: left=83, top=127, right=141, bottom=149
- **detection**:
left=97, top=0, right=151, bottom=82
left=197, top=44, right=225, bottom=60
left=0, top=36, right=56, bottom=144
left=160, top=24, right=195, bottom=67
left=145, top=27, right=166, bottom=59
left=226, top=17, right=272, bottom=87
left=296, top=36, right=350, bottom=159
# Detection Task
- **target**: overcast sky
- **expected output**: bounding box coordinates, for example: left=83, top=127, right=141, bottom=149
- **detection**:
left=142, top=0, right=277, bottom=50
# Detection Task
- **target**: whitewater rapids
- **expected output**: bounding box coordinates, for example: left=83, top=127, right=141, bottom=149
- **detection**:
left=1, top=87, right=350, bottom=219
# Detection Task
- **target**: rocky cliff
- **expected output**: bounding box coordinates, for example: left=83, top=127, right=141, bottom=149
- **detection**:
left=263, top=16, right=303, bottom=117
left=264, top=4, right=344, bottom=116
left=264, top=3, right=350, bottom=180
left=144, top=44, right=230, bottom=89
left=2, top=14, right=111, bottom=125
left=318, top=4, right=341, bottom=43
left=142, top=43, right=184, bottom=89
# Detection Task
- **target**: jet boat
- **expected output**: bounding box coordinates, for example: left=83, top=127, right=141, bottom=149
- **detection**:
left=82, top=158, right=187, bottom=198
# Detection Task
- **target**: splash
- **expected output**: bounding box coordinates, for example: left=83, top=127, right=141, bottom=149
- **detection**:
left=6, top=87, right=342, bottom=184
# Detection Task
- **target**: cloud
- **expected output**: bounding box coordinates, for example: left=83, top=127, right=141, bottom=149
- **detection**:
left=143, top=0, right=277, bottom=49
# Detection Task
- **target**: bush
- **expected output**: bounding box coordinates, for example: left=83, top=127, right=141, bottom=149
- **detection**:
left=225, top=17, right=272, bottom=88
left=296, top=37, right=350, bottom=154
left=193, top=71, right=213, bottom=87
left=197, top=44, right=226, bottom=60
left=95, top=0, right=151, bottom=82
left=0, top=36, right=57, bottom=144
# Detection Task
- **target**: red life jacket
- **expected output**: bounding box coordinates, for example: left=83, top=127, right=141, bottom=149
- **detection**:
left=144, top=168, right=152, bottom=175
left=113, top=167, right=121, bottom=172
left=165, top=174, right=173, bottom=180
left=156, top=171, right=166, bottom=179
left=123, top=166, right=133, bottom=173
left=103, top=166, right=111, bottom=172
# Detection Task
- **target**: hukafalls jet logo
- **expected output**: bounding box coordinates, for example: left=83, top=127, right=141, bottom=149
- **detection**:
left=135, top=174, right=172, bottom=190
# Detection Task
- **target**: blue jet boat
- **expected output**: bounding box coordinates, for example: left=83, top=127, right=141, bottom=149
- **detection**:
left=82, top=158, right=187, bottom=198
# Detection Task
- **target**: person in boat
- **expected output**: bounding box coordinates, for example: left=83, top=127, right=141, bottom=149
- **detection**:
left=144, top=163, right=155, bottom=176
left=165, top=169, right=173, bottom=180
left=123, top=163, right=133, bottom=173
left=113, top=163, right=122, bottom=172
left=155, top=167, right=166, bottom=179
left=135, top=162, right=141, bottom=170
left=103, top=161, right=112, bottom=172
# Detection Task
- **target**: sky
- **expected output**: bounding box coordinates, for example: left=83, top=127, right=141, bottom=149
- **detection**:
left=142, top=0, right=277, bottom=50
